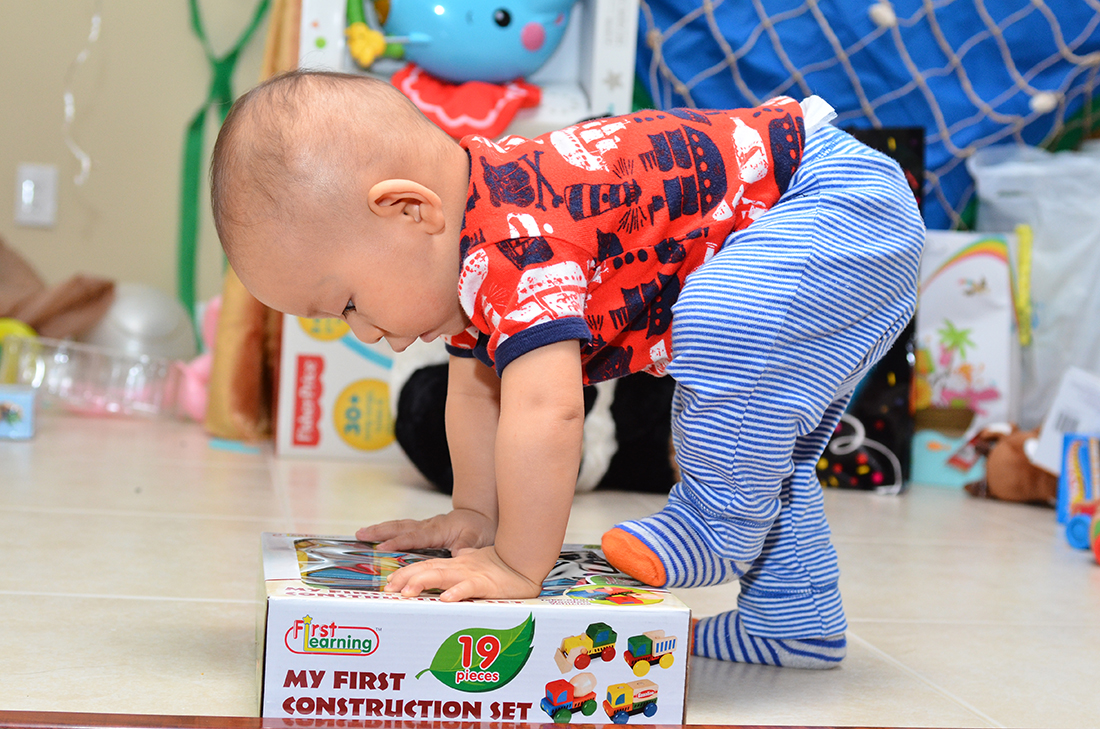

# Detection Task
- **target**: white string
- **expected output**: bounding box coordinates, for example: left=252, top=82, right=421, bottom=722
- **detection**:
left=63, top=0, right=103, bottom=186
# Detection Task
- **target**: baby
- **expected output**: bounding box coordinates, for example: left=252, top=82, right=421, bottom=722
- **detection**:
left=212, top=70, right=924, bottom=669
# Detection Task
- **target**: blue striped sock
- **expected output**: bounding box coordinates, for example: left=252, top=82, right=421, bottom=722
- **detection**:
left=694, top=610, right=846, bottom=669
left=602, top=504, right=751, bottom=588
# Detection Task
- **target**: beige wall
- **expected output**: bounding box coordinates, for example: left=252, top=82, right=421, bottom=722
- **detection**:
left=0, top=0, right=270, bottom=306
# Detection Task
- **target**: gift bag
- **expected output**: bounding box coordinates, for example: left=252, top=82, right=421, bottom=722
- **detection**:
left=968, top=142, right=1100, bottom=429
left=914, top=231, right=1019, bottom=431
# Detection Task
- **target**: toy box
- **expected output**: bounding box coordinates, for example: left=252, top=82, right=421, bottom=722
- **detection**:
left=259, top=534, right=690, bottom=723
left=0, top=384, right=35, bottom=440
left=1057, top=433, right=1100, bottom=524
left=298, top=0, right=639, bottom=138
left=275, top=314, right=400, bottom=459
left=1034, top=366, right=1100, bottom=477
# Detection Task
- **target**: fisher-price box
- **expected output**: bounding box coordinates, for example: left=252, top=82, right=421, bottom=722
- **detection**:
left=275, top=314, right=399, bottom=459
left=259, top=534, right=690, bottom=723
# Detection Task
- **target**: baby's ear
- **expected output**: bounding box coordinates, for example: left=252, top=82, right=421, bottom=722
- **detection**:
left=368, top=179, right=445, bottom=234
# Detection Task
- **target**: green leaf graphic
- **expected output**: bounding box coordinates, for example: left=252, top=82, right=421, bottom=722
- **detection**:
left=416, top=613, right=535, bottom=692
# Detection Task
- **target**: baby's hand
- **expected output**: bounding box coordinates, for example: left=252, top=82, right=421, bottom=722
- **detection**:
left=384, top=546, right=542, bottom=601
left=355, top=509, right=495, bottom=554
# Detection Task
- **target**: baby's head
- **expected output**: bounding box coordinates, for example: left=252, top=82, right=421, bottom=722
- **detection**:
left=211, top=70, right=471, bottom=351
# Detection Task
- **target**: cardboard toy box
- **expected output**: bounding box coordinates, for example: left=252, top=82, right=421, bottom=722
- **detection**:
left=275, top=314, right=399, bottom=459
left=259, top=534, right=690, bottom=723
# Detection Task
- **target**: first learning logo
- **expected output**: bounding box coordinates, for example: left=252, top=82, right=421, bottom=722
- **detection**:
left=286, top=615, right=380, bottom=656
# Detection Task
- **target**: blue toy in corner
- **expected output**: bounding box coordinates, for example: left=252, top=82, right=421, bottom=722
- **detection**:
left=384, top=0, right=577, bottom=83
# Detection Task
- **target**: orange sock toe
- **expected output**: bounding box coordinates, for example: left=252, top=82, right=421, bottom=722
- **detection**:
left=601, top=527, right=668, bottom=586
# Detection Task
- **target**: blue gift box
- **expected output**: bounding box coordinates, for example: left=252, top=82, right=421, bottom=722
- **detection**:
left=0, top=385, right=36, bottom=440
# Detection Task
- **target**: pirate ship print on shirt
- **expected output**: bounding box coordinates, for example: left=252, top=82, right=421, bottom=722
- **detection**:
left=446, top=98, right=806, bottom=383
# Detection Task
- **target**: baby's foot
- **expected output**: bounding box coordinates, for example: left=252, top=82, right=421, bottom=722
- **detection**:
left=694, top=609, right=846, bottom=669
left=601, top=505, right=749, bottom=588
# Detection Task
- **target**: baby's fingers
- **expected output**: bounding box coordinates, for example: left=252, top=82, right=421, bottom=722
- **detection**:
left=355, top=519, right=421, bottom=543
left=384, top=561, right=448, bottom=597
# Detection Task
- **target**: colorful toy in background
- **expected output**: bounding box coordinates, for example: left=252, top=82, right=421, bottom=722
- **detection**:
left=553, top=621, right=617, bottom=673
left=1059, top=434, right=1100, bottom=564
left=540, top=672, right=598, bottom=723
left=380, top=0, right=576, bottom=83
left=0, top=318, right=36, bottom=345
left=1065, top=499, right=1100, bottom=550
left=1058, top=434, right=1100, bottom=524
left=176, top=296, right=221, bottom=423
left=1064, top=497, right=1100, bottom=566
left=603, top=679, right=658, bottom=723
left=345, top=0, right=390, bottom=68
left=346, top=0, right=579, bottom=137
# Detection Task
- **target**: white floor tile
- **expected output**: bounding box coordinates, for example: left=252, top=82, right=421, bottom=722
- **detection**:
left=4, top=411, right=1100, bottom=726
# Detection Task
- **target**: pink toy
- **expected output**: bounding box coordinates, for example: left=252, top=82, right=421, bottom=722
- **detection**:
left=176, top=296, right=221, bottom=422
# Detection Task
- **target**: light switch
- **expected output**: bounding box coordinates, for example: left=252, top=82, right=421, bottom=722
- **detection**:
left=15, top=163, right=58, bottom=228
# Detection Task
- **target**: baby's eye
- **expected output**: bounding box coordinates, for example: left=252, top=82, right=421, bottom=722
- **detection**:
left=341, top=300, right=356, bottom=317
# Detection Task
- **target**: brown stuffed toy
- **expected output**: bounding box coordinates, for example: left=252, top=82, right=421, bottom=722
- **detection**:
left=964, top=425, right=1058, bottom=506
left=0, top=236, right=114, bottom=339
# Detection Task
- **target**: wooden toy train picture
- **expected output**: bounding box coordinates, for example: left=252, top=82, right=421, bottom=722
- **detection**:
left=554, top=621, right=618, bottom=672
left=623, top=629, right=677, bottom=676
left=544, top=622, right=677, bottom=723
left=554, top=622, right=677, bottom=674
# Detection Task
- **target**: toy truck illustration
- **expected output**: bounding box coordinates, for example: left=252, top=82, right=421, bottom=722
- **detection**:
left=603, top=678, right=659, bottom=723
left=553, top=621, right=617, bottom=672
left=540, top=671, right=598, bottom=723
left=623, top=630, right=677, bottom=676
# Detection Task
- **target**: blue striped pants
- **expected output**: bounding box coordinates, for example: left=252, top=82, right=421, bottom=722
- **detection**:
left=664, top=123, right=924, bottom=638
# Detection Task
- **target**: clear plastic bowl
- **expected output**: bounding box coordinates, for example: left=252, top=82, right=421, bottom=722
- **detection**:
left=0, top=334, right=182, bottom=418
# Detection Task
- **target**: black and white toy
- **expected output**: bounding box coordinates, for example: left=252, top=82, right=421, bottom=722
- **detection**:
left=389, top=342, right=677, bottom=495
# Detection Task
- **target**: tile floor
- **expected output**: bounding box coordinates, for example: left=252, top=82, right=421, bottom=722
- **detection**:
left=2, top=411, right=1099, bottom=727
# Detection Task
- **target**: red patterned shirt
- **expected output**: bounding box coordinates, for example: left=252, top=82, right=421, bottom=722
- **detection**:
left=444, top=98, right=806, bottom=384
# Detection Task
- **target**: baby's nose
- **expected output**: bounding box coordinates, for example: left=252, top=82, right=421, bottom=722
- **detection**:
left=384, top=335, right=416, bottom=353
left=347, top=319, right=384, bottom=345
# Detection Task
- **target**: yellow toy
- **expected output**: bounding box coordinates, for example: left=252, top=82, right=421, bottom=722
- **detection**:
left=346, top=0, right=390, bottom=67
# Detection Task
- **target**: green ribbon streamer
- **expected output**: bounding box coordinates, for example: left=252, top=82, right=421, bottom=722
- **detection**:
left=178, top=0, right=270, bottom=347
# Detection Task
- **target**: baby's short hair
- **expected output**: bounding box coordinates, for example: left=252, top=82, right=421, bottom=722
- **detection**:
left=210, top=70, right=436, bottom=259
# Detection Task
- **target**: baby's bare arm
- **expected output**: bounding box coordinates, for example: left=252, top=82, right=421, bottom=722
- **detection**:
left=357, top=355, right=500, bottom=552
left=447, top=355, right=502, bottom=530
left=493, top=340, right=585, bottom=586
left=384, top=340, right=585, bottom=600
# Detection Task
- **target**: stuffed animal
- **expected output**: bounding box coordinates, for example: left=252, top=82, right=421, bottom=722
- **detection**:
left=390, top=341, right=677, bottom=494
left=964, top=424, right=1058, bottom=505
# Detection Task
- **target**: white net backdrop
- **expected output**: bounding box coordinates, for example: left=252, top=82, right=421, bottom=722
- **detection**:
left=635, top=0, right=1100, bottom=229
